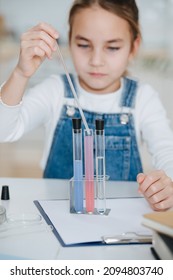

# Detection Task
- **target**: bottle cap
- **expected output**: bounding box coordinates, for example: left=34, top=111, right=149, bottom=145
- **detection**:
left=1, top=185, right=10, bottom=200
left=95, top=119, right=104, bottom=130
left=72, top=118, right=82, bottom=130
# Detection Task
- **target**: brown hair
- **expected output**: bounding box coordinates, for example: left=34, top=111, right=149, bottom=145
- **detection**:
left=68, top=0, right=141, bottom=43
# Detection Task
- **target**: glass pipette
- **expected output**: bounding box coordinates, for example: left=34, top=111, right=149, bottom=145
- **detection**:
left=56, top=41, right=90, bottom=136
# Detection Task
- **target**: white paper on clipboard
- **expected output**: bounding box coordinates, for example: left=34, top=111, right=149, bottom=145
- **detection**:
left=36, top=197, right=152, bottom=246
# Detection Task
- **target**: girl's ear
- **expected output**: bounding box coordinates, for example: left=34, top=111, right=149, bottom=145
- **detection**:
left=129, top=35, right=141, bottom=60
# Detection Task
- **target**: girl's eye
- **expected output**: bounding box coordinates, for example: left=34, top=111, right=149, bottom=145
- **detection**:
left=107, top=47, right=120, bottom=51
left=77, top=44, right=90, bottom=49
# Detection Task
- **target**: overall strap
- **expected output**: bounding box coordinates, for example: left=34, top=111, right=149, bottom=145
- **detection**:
left=61, top=74, right=77, bottom=98
left=120, top=77, right=138, bottom=108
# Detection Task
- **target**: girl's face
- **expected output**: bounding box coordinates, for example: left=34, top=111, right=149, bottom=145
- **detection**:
left=70, top=6, right=139, bottom=94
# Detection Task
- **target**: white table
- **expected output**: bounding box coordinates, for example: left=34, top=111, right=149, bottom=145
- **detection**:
left=0, top=177, right=154, bottom=260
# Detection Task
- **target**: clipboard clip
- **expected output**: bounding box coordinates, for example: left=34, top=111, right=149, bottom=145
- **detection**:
left=102, top=232, right=152, bottom=244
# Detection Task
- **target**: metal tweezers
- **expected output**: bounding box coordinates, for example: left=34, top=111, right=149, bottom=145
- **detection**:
left=102, top=232, right=152, bottom=244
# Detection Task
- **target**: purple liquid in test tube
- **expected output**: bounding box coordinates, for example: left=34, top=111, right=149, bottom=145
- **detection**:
left=84, top=129, right=94, bottom=213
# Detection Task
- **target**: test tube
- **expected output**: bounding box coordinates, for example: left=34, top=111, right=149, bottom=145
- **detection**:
left=84, top=129, right=95, bottom=213
left=95, top=119, right=106, bottom=214
left=72, top=118, right=83, bottom=213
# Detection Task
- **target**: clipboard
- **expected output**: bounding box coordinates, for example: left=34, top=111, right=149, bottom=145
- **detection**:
left=34, top=197, right=152, bottom=247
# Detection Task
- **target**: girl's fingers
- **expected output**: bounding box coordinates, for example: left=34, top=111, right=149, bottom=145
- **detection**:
left=21, top=40, right=54, bottom=59
left=136, top=173, right=146, bottom=184
left=16, top=23, right=58, bottom=77
left=152, top=195, right=173, bottom=210
left=29, top=22, right=59, bottom=39
left=144, top=176, right=172, bottom=198
left=137, top=173, right=146, bottom=194
left=138, top=170, right=165, bottom=193
left=21, top=30, right=58, bottom=52
left=147, top=185, right=170, bottom=205
left=26, top=46, right=46, bottom=59
left=137, top=170, right=173, bottom=210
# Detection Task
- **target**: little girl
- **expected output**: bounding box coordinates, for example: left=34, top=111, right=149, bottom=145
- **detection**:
left=0, top=0, right=173, bottom=210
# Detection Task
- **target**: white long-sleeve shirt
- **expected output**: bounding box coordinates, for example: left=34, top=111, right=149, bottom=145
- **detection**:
left=1, top=74, right=173, bottom=178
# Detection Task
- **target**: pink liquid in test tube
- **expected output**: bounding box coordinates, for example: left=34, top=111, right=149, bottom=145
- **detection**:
left=84, top=129, right=94, bottom=213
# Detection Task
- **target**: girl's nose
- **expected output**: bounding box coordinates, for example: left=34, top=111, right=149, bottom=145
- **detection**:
left=89, top=49, right=105, bottom=67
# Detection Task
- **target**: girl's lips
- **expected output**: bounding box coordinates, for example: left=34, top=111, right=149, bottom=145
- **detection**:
left=88, top=72, right=107, bottom=78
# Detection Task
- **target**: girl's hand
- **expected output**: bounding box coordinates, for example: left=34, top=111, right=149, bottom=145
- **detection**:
left=137, top=170, right=173, bottom=211
left=15, top=22, right=59, bottom=78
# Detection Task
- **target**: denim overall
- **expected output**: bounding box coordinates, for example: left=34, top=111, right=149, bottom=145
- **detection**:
left=43, top=75, right=143, bottom=180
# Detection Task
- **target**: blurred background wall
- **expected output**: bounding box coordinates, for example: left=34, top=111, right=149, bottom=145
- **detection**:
left=0, top=0, right=173, bottom=178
